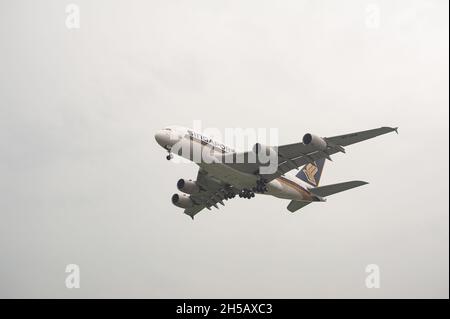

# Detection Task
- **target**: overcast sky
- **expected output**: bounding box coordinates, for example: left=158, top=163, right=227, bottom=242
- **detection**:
left=0, top=0, right=448, bottom=298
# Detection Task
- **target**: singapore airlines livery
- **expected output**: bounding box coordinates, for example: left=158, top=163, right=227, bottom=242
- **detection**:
left=155, top=126, right=398, bottom=219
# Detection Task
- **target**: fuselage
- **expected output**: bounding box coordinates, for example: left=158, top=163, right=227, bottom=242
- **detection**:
left=155, top=126, right=318, bottom=202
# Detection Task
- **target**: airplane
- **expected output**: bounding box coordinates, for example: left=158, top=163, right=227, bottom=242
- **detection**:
left=155, top=126, right=398, bottom=219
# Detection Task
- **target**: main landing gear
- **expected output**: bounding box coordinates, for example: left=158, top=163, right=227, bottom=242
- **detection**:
left=239, top=189, right=255, bottom=199
left=237, top=178, right=268, bottom=199
left=224, top=192, right=236, bottom=200
left=253, top=178, right=268, bottom=193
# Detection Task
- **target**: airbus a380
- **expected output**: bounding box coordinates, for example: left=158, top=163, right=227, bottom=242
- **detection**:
left=155, top=126, right=398, bottom=219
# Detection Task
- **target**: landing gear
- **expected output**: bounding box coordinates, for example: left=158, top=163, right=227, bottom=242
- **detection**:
left=253, top=178, right=268, bottom=193
left=224, top=192, right=236, bottom=200
left=238, top=189, right=255, bottom=199
left=165, top=146, right=173, bottom=160
left=222, top=186, right=236, bottom=200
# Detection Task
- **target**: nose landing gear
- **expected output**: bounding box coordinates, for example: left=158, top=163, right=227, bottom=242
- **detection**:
left=166, top=147, right=173, bottom=160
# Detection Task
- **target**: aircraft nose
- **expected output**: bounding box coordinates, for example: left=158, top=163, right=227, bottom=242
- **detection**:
left=154, top=130, right=170, bottom=148
left=155, top=130, right=173, bottom=149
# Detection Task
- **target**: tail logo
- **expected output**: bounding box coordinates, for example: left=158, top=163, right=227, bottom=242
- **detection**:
left=303, top=163, right=318, bottom=186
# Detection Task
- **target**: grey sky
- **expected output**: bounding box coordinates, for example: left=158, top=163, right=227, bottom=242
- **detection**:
left=0, top=0, right=448, bottom=298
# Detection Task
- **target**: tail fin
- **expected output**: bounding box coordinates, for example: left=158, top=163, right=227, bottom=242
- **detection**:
left=287, top=200, right=311, bottom=213
left=296, top=158, right=326, bottom=187
left=286, top=180, right=368, bottom=213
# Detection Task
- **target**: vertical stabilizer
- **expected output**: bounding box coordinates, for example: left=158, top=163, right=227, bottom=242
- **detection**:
left=295, top=158, right=326, bottom=187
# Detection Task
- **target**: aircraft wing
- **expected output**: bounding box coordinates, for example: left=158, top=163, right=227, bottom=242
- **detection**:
left=227, top=127, right=398, bottom=181
left=183, top=168, right=238, bottom=219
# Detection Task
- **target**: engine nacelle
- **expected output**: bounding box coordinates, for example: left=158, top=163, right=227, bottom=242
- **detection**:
left=171, top=193, right=194, bottom=209
left=177, top=179, right=200, bottom=194
left=302, top=133, right=328, bottom=151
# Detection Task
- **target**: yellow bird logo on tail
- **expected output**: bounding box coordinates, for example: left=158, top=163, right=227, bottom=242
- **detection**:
left=303, top=163, right=319, bottom=186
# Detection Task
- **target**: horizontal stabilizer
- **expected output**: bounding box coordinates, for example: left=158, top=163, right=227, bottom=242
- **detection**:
left=309, top=181, right=368, bottom=197
left=287, top=200, right=312, bottom=213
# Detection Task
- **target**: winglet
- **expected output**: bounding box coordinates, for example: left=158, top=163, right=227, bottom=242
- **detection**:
left=383, top=126, right=399, bottom=134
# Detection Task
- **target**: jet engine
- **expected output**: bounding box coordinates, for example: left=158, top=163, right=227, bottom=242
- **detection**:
left=177, top=179, right=200, bottom=194
left=302, top=133, right=328, bottom=151
left=171, top=193, right=194, bottom=209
